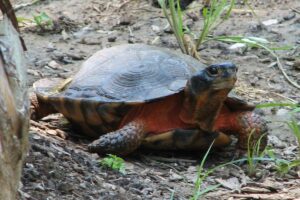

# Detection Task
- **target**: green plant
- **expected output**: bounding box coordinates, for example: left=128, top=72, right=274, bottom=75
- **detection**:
left=246, top=130, right=267, bottom=176
left=158, top=0, right=235, bottom=59
left=265, top=147, right=300, bottom=176
left=191, top=141, right=220, bottom=200
left=158, top=0, right=186, bottom=54
left=257, top=102, right=300, bottom=175
left=211, top=35, right=300, bottom=89
left=288, top=105, right=300, bottom=146
left=258, top=102, right=300, bottom=155
left=275, top=159, right=300, bottom=176
left=100, top=154, right=126, bottom=174
left=33, top=12, right=54, bottom=30
left=159, top=0, right=299, bottom=89
left=287, top=119, right=300, bottom=147
left=195, top=0, right=235, bottom=49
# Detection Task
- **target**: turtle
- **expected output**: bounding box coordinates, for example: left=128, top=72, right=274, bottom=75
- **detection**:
left=30, top=44, right=268, bottom=155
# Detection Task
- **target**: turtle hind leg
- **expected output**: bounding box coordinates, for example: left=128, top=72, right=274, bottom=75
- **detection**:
left=88, top=121, right=146, bottom=156
left=30, top=93, right=57, bottom=120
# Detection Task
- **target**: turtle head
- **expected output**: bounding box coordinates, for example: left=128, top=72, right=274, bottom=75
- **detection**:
left=189, top=62, right=237, bottom=95
left=183, top=62, right=237, bottom=130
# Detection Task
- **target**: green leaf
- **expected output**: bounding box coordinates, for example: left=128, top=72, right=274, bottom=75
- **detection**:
left=256, top=102, right=297, bottom=108
left=100, top=154, right=126, bottom=174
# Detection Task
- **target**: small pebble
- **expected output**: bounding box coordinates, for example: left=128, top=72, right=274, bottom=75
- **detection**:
left=293, top=60, right=300, bottom=70
left=283, top=12, right=296, bottom=21
left=262, top=19, right=278, bottom=26
left=169, top=172, right=183, bottom=181
left=119, top=16, right=132, bottom=26
left=47, top=60, right=61, bottom=69
left=108, top=36, right=117, bottom=42
left=151, top=25, right=160, bottom=34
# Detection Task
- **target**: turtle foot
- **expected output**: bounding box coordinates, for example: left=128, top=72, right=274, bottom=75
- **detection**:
left=88, top=121, right=145, bottom=156
left=236, top=111, right=268, bottom=151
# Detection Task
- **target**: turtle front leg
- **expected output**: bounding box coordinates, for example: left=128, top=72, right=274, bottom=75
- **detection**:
left=88, top=121, right=146, bottom=156
left=142, top=128, right=232, bottom=150
left=233, top=111, right=268, bottom=151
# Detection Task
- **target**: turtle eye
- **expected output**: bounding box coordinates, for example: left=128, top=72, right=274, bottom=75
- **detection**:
left=207, top=66, right=219, bottom=76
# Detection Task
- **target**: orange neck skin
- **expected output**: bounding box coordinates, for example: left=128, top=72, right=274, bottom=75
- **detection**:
left=213, top=106, right=242, bottom=134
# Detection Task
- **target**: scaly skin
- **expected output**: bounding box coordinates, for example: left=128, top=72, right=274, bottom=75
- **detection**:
left=88, top=121, right=146, bottom=155
left=235, top=111, right=268, bottom=150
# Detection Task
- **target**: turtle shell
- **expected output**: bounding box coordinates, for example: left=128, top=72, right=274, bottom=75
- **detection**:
left=55, top=44, right=207, bottom=103
left=34, top=44, right=207, bottom=137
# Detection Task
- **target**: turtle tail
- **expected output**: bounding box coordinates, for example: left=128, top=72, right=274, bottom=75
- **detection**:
left=30, top=78, right=66, bottom=120
left=30, top=93, right=57, bottom=120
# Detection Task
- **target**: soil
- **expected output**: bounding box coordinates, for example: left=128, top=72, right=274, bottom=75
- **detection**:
left=11, top=0, right=300, bottom=199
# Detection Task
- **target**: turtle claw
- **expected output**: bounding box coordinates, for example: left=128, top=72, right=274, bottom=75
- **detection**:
left=88, top=121, right=145, bottom=156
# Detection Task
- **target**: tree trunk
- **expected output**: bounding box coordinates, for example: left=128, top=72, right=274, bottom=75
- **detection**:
left=0, top=14, right=29, bottom=200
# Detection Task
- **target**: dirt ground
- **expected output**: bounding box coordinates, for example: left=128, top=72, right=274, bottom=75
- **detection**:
left=11, top=0, right=300, bottom=199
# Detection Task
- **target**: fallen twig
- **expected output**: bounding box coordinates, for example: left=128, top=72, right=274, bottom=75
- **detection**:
left=13, top=0, right=40, bottom=11
left=146, top=155, right=197, bottom=163
left=291, top=8, right=300, bottom=15
left=275, top=56, right=300, bottom=89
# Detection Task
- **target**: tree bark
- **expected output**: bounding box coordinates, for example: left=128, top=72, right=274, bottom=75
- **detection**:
left=0, top=15, right=29, bottom=200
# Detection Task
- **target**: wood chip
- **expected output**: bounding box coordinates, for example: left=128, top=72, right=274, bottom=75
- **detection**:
left=231, top=193, right=294, bottom=200
left=241, top=186, right=271, bottom=193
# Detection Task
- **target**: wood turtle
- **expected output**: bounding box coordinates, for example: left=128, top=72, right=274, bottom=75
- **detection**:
left=31, top=44, right=267, bottom=155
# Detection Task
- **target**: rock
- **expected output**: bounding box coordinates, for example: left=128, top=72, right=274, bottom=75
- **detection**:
left=186, top=12, right=199, bottom=21
left=47, top=60, right=61, bottom=70
left=33, top=183, right=45, bottom=191
left=57, top=182, right=74, bottom=193
left=151, top=25, right=161, bottom=34
left=46, top=129, right=57, bottom=135
left=250, top=76, right=259, bottom=86
left=285, top=61, right=294, bottom=66
left=259, top=58, right=272, bottom=63
left=27, top=69, right=41, bottom=77
left=108, top=36, right=117, bottom=42
left=216, top=177, right=241, bottom=191
left=128, top=36, right=135, bottom=44
left=119, top=15, right=132, bottom=26
left=80, top=37, right=102, bottom=45
left=103, top=183, right=117, bottom=190
left=262, top=19, right=278, bottom=26
left=73, top=26, right=94, bottom=39
left=169, top=171, right=183, bottom=181
left=283, top=12, right=296, bottom=21
left=268, top=135, right=286, bottom=148
left=79, top=182, right=87, bottom=189
left=46, top=43, right=56, bottom=52
left=163, top=25, right=173, bottom=34
left=293, top=60, right=300, bottom=70
left=61, top=29, right=70, bottom=40
left=185, top=19, right=194, bottom=29
left=228, top=43, right=247, bottom=55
